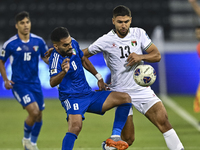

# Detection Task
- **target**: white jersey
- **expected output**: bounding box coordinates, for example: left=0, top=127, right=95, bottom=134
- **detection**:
left=88, top=27, right=153, bottom=93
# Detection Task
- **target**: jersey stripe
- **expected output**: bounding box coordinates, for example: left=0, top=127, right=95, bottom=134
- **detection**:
left=3, top=35, right=18, bottom=49
left=64, top=99, right=71, bottom=111
left=13, top=90, right=21, bottom=102
left=51, top=53, right=59, bottom=69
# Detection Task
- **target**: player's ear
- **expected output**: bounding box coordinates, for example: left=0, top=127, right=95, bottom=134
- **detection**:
left=112, top=17, right=115, bottom=25
left=53, top=43, right=58, bottom=50
left=15, top=23, right=18, bottom=30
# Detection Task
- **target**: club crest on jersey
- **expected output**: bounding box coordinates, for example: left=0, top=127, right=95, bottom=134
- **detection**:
left=33, top=46, right=39, bottom=52
left=0, top=49, right=5, bottom=57
left=131, top=40, right=137, bottom=47
left=72, top=48, right=76, bottom=55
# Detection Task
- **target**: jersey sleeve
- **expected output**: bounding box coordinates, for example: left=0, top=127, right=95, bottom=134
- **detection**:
left=88, top=36, right=105, bottom=55
left=140, top=28, right=152, bottom=51
left=49, top=52, right=62, bottom=78
left=0, top=43, right=12, bottom=62
left=39, top=38, right=48, bottom=58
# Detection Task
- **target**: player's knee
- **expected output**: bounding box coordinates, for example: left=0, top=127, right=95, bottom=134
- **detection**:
left=30, top=109, right=40, bottom=120
left=68, top=122, right=82, bottom=135
left=122, top=93, right=131, bottom=103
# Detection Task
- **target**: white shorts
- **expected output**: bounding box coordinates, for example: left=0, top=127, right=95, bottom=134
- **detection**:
left=113, top=87, right=161, bottom=115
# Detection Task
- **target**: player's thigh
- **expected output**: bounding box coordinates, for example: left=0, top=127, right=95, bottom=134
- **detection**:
left=68, top=114, right=83, bottom=135
left=102, top=91, right=130, bottom=112
left=87, top=91, right=111, bottom=114
left=145, top=101, right=172, bottom=132
left=29, top=84, right=45, bottom=111
left=12, top=85, right=37, bottom=108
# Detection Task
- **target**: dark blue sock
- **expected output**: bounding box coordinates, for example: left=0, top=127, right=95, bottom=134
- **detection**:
left=62, top=132, right=77, bottom=150
left=112, top=103, right=132, bottom=136
left=24, top=122, right=33, bottom=139
left=31, top=121, right=43, bottom=144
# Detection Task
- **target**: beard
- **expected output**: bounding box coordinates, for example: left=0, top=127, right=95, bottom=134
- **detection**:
left=60, top=48, right=73, bottom=57
left=117, top=29, right=128, bottom=37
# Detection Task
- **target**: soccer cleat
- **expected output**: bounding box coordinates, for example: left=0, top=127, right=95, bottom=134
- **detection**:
left=102, top=141, right=117, bottom=150
left=31, top=144, right=39, bottom=150
left=105, top=137, right=129, bottom=150
left=22, top=138, right=32, bottom=150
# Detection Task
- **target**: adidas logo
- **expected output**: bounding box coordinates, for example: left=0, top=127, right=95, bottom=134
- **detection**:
left=16, top=47, right=22, bottom=51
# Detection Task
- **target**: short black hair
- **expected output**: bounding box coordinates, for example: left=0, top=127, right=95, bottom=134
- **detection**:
left=113, top=5, right=131, bottom=18
left=51, top=27, right=70, bottom=42
left=15, top=11, right=30, bottom=23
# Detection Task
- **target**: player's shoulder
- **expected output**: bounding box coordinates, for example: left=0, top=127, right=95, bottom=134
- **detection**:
left=71, top=37, right=78, bottom=45
left=95, top=29, right=114, bottom=43
left=49, top=49, right=61, bottom=63
left=130, top=27, right=147, bottom=37
left=130, top=27, right=146, bottom=33
left=30, top=33, right=46, bottom=43
left=2, top=35, right=18, bottom=49
left=50, top=49, right=59, bottom=58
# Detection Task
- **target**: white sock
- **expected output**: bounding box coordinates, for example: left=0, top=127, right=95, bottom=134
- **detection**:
left=163, top=129, right=184, bottom=150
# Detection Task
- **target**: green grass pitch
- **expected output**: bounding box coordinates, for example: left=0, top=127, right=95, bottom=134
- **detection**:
left=0, top=95, right=200, bottom=150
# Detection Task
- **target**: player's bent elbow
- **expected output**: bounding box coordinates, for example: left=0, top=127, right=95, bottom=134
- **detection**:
left=50, top=81, right=57, bottom=88
left=155, top=53, right=161, bottom=62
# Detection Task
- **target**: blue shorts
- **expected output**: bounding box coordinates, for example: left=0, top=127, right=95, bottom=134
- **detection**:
left=12, top=83, right=45, bottom=111
left=61, top=90, right=112, bottom=120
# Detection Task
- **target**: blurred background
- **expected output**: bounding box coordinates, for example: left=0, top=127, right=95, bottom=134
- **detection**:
left=0, top=0, right=200, bottom=98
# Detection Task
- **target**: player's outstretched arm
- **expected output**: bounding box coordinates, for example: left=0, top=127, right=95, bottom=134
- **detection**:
left=189, top=0, right=200, bottom=16
left=81, top=55, right=106, bottom=90
left=82, top=48, right=93, bottom=58
left=0, top=60, right=14, bottom=89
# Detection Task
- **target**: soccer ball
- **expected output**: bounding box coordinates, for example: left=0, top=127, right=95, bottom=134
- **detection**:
left=133, top=64, right=156, bottom=87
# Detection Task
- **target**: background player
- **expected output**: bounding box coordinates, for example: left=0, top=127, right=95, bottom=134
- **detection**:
left=82, top=5, right=184, bottom=150
left=49, top=27, right=132, bottom=150
left=0, top=11, right=48, bottom=150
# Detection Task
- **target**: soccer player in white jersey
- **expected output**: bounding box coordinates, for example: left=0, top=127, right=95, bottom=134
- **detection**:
left=83, top=5, right=184, bottom=150
left=0, top=11, right=48, bottom=150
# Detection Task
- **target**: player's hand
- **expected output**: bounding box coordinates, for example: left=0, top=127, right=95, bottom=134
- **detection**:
left=126, top=52, right=141, bottom=66
left=97, top=79, right=108, bottom=91
left=4, top=80, right=14, bottom=90
left=62, top=58, right=70, bottom=73
left=44, top=47, right=54, bottom=58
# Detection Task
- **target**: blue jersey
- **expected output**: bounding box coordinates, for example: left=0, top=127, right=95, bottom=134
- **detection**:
left=0, top=33, right=48, bottom=84
left=49, top=38, right=92, bottom=101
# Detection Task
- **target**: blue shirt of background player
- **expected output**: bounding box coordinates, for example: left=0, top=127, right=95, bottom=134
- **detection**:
left=49, top=38, right=92, bottom=101
left=0, top=33, right=48, bottom=84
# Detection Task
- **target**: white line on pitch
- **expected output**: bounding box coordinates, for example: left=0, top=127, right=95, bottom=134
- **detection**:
left=160, top=94, right=200, bottom=131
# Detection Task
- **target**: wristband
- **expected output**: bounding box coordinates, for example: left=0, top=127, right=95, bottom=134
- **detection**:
left=95, top=73, right=103, bottom=80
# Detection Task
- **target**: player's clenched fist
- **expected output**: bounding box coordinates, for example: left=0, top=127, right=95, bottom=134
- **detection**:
left=62, top=58, right=70, bottom=73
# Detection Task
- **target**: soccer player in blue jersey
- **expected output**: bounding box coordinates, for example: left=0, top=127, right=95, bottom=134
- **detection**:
left=48, top=27, right=132, bottom=150
left=0, top=11, right=48, bottom=150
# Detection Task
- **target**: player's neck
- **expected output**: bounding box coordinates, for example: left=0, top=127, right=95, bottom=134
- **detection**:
left=18, top=32, right=30, bottom=42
